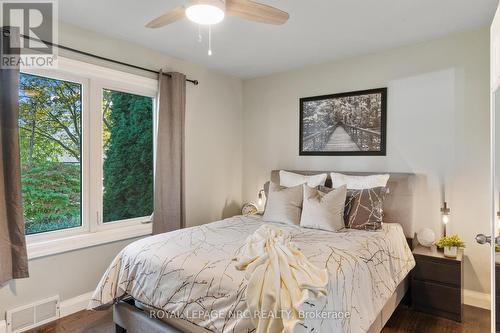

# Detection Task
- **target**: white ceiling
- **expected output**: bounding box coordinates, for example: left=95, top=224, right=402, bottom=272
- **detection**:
left=59, top=0, right=498, bottom=79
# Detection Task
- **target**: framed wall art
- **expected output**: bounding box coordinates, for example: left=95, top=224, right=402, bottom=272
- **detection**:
left=300, top=88, right=387, bottom=156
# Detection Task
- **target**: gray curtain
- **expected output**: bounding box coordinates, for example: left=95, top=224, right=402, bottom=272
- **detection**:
left=153, top=72, right=186, bottom=234
left=0, top=27, right=29, bottom=284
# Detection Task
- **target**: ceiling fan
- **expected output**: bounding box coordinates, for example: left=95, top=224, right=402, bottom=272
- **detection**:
left=146, top=0, right=289, bottom=28
left=145, top=0, right=289, bottom=55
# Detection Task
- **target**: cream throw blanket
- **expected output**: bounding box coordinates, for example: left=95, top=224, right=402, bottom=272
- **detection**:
left=234, top=225, right=329, bottom=333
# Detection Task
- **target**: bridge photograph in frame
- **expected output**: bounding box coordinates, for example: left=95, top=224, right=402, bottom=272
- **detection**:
left=299, top=88, right=387, bottom=156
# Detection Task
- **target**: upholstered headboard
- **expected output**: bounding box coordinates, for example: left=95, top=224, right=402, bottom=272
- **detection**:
left=270, top=170, right=416, bottom=237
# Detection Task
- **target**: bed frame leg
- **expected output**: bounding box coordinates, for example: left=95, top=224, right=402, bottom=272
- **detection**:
left=115, top=324, right=126, bottom=333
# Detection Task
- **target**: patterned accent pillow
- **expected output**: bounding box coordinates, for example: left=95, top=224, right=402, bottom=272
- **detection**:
left=345, top=187, right=388, bottom=231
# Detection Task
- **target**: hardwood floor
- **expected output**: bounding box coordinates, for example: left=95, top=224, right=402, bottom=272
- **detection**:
left=27, top=305, right=490, bottom=333
left=382, top=305, right=490, bottom=333
left=26, top=309, right=114, bottom=333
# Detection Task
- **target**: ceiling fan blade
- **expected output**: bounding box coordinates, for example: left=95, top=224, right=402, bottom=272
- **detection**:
left=226, top=0, right=289, bottom=25
left=145, top=6, right=185, bottom=28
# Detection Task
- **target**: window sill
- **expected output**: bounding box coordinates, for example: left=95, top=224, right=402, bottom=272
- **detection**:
left=27, top=223, right=152, bottom=260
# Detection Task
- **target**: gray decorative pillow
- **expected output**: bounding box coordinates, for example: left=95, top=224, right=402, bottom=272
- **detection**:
left=300, top=185, right=347, bottom=232
left=262, top=182, right=303, bottom=225
left=318, top=185, right=352, bottom=225
left=345, top=187, right=388, bottom=231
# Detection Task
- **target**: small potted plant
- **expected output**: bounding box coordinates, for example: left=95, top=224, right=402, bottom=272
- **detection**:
left=434, top=235, right=466, bottom=258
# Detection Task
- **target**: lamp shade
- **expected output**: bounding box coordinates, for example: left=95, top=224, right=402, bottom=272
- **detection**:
left=185, top=0, right=225, bottom=25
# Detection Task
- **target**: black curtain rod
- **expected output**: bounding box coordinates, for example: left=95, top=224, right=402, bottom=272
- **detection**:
left=1, top=27, right=199, bottom=85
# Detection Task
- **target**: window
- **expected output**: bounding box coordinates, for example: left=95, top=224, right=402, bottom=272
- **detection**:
left=102, top=89, right=154, bottom=223
left=19, top=73, right=82, bottom=235
left=20, top=58, right=157, bottom=258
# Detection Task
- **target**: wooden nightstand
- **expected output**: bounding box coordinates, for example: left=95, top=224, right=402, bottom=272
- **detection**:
left=411, top=245, right=463, bottom=322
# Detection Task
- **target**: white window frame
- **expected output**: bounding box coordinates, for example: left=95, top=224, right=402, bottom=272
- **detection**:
left=22, top=57, right=157, bottom=259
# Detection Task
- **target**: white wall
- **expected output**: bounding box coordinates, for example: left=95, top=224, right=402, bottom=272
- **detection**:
left=242, top=28, right=490, bottom=303
left=0, top=22, right=243, bottom=315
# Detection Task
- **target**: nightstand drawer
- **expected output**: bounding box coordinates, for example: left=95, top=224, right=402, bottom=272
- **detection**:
left=411, top=246, right=463, bottom=322
left=412, top=279, right=461, bottom=320
left=412, top=258, right=460, bottom=286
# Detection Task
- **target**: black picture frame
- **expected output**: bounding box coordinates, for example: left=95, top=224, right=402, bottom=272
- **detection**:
left=299, top=87, right=387, bottom=156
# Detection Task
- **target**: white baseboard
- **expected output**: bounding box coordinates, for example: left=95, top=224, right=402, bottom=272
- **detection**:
left=60, top=291, right=94, bottom=317
left=0, top=320, right=6, bottom=333
left=464, top=289, right=491, bottom=310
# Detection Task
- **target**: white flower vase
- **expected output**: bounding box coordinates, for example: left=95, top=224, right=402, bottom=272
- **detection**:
left=444, top=246, right=458, bottom=258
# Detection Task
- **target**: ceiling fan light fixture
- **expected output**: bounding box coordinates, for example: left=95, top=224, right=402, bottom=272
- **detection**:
left=185, top=0, right=225, bottom=25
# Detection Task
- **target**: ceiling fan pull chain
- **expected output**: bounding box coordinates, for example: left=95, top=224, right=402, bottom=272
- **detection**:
left=198, top=24, right=202, bottom=43
left=208, top=24, right=213, bottom=56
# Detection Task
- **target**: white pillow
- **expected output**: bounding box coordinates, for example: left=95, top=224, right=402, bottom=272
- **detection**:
left=300, top=185, right=347, bottom=232
left=279, top=170, right=327, bottom=188
left=262, top=182, right=303, bottom=225
left=330, top=172, right=389, bottom=190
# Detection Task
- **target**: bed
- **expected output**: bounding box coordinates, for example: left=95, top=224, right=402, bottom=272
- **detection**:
left=90, top=171, right=416, bottom=333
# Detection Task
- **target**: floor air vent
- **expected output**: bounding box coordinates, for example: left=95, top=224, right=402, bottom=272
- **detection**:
left=6, top=296, right=59, bottom=333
